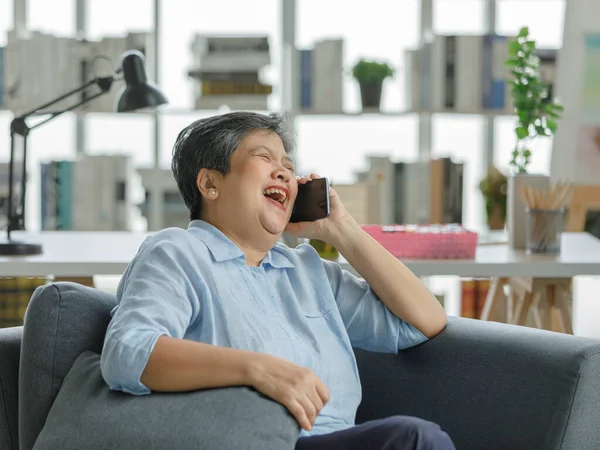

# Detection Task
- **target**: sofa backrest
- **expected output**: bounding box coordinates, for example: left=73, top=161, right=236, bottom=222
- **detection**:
left=0, top=326, right=23, bottom=450
left=19, top=282, right=117, bottom=450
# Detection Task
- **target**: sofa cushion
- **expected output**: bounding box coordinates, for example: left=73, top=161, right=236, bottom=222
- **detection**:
left=33, top=351, right=300, bottom=450
left=0, top=326, right=23, bottom=450
left=19, top=282, right=117, bottom=450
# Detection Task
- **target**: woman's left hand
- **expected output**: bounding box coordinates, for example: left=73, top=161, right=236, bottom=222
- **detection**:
left=285, top=173, right=354, bottom=242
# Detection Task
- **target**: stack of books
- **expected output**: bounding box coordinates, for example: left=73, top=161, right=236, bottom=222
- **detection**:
left=188, top=35, right=272, bottom=110
left=40, top=154, right=138, bottom=231
left=460, top=278, right=491, bottom=319
left=2, top=29, right=149, bottom=114
left=298, top=39, right=344, bottom=114
left=405, top=34, right=557, bottom=113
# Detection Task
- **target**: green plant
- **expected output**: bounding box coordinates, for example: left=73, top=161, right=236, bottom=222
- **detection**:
left=351, top=59, right=394, bottom=85
left=479, top=166, right=508, bottom=222
left=505, top=27, right=564, bottom=173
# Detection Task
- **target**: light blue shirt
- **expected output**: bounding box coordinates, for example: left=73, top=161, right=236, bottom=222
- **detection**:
left=101, top=220, right=428, bottom=437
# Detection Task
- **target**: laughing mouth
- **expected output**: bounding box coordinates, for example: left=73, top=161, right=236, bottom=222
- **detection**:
left=263, top=188, right=288, bottom=209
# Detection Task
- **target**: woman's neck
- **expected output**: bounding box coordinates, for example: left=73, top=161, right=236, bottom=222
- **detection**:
left=229, top=233, right=274, bottom=267
left=201, top=217, right=278, bottom=266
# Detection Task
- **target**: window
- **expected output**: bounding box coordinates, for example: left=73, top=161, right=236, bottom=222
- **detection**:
left=0, top=0, right=13, bottom=158
left=293, top=0, right=421, bottom=191
left=296, top=116, right=419, bottom=184
left=24, top=116, right=76, bottom=230
left=496, top=0, right=565, bottom=49
left=10, top=0, right=77, bottom=230
left=494, top=0, right=565, bottom=177
left=85, top=114, right=155, bottom=167
left=433, top=0, right=487, bottom=35
left=84, top=0, right=155, bottom=168
left=0, top=0, right=11, bottom=46
left=432, top=115, right=485, bottom=230
left=159, top=112, right=214, bottom=169
left=298, top=0, right=419, bottom=114
left=10, top=0, right=566, bottom=232
left=494, top=117, right=552, bottom=176
left=28, top=0, right=74, bottom=35
left=430, top=0, right=487, bottom=230
left=86, top=0, right=153, bottom=40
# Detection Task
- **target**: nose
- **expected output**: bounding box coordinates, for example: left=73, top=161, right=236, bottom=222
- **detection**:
left=272, top=165, right=291, bottom=182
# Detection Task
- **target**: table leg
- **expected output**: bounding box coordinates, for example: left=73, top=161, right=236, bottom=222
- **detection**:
left=515, top=291, right=536, bottom=326
left=480, top=277, right=508, bottom=322
left=539, top=287, right=553, bottom=330
left=557, top=285, right=574, bottom=334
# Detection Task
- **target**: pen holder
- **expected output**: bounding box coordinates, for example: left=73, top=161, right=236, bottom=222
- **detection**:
left=525, top=208, right=566, bottom=254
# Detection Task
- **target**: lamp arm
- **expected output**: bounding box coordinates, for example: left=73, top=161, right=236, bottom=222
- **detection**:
left=5, top=75, right=117, bottom=240
left=28, top=86, right=114, bottom=132
left=14, top=76, right=116, bottom=122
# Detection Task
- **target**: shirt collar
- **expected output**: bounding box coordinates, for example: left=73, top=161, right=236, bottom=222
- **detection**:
left=262, top=245, right=295, bottom=269
left=187, top=220, right=295, bottom=269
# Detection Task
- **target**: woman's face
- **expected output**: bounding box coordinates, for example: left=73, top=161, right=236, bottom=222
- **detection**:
left=213, top=130, right=298, bottom=238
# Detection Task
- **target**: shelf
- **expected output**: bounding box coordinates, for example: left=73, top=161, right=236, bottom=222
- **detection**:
left=295, top=109, right=515, bottom=118
left=0, top=105, right=516, bottom=119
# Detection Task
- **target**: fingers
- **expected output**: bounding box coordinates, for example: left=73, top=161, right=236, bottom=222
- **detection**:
left=286, top=386, right=327, bottom=431
left=315, top=379, right=331, bottom=405
left=301, top=395, right=318, bottom=429
left=289, top=399, right=313, bottom=431
left=308, top=389, right=324, bottom=415
left=296, top=173, right=322, bottom=184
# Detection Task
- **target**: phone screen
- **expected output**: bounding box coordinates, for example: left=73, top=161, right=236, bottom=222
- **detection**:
left=289, top=178, right=330, bottom=223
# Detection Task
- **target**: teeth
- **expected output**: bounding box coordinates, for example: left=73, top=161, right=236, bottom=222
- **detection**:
left=263, top=188, right=287, bottom=203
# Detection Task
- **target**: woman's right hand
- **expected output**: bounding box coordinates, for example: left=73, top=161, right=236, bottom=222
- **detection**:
left=247, top=353, right=330, bottom=432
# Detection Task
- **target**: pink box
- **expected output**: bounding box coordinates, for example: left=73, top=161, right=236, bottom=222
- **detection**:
left=361, top=224, right=478, bottom=260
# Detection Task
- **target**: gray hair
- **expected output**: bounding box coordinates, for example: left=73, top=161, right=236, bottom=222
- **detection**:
left=171, top=111, right=295, bottom=221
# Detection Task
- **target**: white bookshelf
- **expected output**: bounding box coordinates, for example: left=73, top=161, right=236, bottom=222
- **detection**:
left=136, top=0, right=507, bottom=230
left=8, top=0, right=526, bottom=231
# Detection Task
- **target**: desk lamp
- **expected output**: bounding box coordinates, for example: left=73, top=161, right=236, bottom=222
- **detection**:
left=0, top=50, right=167, bottom=256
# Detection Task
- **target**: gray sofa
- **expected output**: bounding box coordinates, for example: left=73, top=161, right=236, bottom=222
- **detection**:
left=1, top=282, right=600, bottom=449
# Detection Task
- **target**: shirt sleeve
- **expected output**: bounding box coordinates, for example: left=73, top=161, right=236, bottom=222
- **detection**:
left=320, top=258, right=428, bottom=353
left=100, top=232, right=203, bottom=395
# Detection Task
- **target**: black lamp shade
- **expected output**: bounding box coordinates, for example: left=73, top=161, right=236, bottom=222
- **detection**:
left=116, top=50, right=167, bottom=112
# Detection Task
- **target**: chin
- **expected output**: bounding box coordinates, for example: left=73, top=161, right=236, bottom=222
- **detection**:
left=261, top=217, right=288, bottom=237
left=264, top=224, right=286, bottom=237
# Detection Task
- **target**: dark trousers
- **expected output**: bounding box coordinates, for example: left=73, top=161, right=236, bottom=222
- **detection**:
left=295, top=416, right=455, bottom=450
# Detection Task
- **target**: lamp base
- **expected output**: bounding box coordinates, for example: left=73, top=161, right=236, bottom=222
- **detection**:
left=0, top=239, right=43, bottom=256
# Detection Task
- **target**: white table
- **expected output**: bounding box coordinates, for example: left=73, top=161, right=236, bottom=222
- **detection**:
left=0, top=231, right=150, bottom=277
left=1, top=231, right=600, bottom=278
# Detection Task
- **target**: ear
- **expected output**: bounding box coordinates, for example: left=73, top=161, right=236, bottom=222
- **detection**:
left=197, top=169, right=222, bottom=200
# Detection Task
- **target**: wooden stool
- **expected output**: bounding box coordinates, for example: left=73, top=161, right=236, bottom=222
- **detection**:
left=479, top=276, right=573, bottom=334
left=480, top=277, right=511, bottom=323
left=509, top=277, right=573, bottom=334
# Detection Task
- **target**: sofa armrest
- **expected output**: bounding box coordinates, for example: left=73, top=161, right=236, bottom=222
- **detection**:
left=0, top=326, right=23, bottom=450
left=355, top=317, right=600, bottom=450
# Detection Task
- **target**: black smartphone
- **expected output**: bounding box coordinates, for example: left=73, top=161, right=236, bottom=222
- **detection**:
left=289, top=178, right=330, bottom=223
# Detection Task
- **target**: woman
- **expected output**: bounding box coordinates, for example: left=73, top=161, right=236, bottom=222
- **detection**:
left=100, top=111, right=453, bottom=450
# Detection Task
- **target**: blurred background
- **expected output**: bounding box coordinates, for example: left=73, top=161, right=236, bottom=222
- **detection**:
left=0, top=0, right=566, bottom=234
left=4, top=0, right=600, bottom=337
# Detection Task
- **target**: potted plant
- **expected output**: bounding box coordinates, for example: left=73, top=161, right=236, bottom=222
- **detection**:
left=504, top=26, right=564, bottom=248
left=351, top=59, right=394, bottom=111
left=479, top=166, right=508, bottom=230
left=505, top=26, right=564, bottom=174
